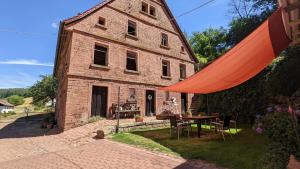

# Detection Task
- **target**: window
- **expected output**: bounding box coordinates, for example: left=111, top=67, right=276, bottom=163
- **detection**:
left=162, top=60, right=170, bottom=77
left=126, top=52, right=138, bottom=71
left=165, top=91, right=170, bottom=101
left=98, top=17, right=106, bottom=26
left=180, top=64, right=187, bottom=79
left=161, top=33, right=169, bottom=47
left=128, top=88, right=136, bottom=101
left=149, top=6, right=156, bottom=16
left=141, top=2, right=148, bottom=13
left=128, top=20, right=137, bottom=37
left=94, top=45, right=108, bottom=66
left=181, top=46, right=185, bottom=53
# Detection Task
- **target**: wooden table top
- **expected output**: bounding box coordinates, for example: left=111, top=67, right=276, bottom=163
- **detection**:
left=182, top=116, right=217, bottom=120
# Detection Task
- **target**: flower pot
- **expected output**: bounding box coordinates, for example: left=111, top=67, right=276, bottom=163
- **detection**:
left=135, top=117, right=144, bottom=122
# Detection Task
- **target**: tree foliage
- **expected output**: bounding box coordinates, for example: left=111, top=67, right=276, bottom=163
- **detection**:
left=29, top=75, right=58, bottom=106
left=7, top=95, right=25, bottom=106
left=189, top=28, right=228, bottom=63
left=0, top=88, right=30, bottom=99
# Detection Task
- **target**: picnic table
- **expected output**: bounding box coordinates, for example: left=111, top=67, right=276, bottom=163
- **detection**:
left=182, top=115, right=217, bottom=138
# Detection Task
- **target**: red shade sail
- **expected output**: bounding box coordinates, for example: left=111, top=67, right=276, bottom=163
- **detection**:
left=161, top=8, right=291, bottom=94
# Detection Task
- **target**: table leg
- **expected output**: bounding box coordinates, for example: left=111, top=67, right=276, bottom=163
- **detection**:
left=197, top=120, right=202, bottom=138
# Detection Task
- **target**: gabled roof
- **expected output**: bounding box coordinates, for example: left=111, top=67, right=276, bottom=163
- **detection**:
left=63, top=0, right=114, bottom=25
left=54, top=0, right=198, bottom=75
left=0, top=99, right=14, bottom=107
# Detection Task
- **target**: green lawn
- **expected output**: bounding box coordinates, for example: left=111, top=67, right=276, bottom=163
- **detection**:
left=111, top=126, right=267, bottom=169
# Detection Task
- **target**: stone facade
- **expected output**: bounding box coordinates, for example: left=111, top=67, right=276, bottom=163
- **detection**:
left=54, top=0, right=198, bottom=130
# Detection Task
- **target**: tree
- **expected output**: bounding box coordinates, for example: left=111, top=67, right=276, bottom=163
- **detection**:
left=189, top=28, right=228, bottom=63
left=29, top=75, right=58, bottom=107
left=7, top=95, right=25, bottom=106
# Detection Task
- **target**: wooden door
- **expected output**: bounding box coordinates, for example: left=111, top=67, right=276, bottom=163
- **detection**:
left=91, top=86, right=108, bottom=117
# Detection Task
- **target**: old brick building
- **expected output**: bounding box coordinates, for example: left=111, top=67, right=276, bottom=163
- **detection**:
left=54, top=0, right=198, bottom=130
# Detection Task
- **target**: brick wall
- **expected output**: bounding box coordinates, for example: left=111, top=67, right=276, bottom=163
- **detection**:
left=56, top=0, right=197, bottom=130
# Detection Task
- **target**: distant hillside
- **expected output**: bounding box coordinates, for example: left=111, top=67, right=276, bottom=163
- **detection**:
left=0, top=88, right=30, bottom=98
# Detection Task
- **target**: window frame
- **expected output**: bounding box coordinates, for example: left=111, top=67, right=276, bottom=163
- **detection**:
left=179, top=64, right=187, bottom=79
left=98, top=17, right=106, bottom=26
left=93, top=43, right=109, bottom=67
left=149, top=6, right=156, bottom=17
left=126, top=51, right=138, bottom=72
left=141, top=2, right=149, bottom=13
left=161, top=33, right=169, bottom=47
left=127, top=20, right=138, bottom=37
left=162, top=60, right=171, bottom=77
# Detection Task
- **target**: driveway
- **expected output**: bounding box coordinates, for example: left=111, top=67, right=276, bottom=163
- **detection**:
left=0, top=114, right=223, bottom=169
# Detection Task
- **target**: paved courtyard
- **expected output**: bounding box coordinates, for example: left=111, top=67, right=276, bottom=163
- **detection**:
left=0, top=114, right=223, bottom=169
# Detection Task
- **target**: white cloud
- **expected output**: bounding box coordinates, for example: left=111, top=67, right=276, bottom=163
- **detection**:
left=51, top=22, right=58, bottom=29
left=0, top=72, right=38, bottom=89
left=0, top=59, right=54, bottom=67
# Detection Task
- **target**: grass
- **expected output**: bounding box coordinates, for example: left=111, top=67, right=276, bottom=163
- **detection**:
left=111, top=126, right=267, bottom=169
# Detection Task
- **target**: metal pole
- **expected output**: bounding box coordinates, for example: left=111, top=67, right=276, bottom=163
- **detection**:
left=116, top=87, right=121, bottom=133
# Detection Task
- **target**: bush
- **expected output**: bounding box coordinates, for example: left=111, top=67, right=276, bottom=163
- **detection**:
left=88, top=116, right=103, bottom=123
left=262, top=112, right=298, bottom=169
left=0, top=111, right=16, bottom=118
left=7, top=95, right=25, bottom=106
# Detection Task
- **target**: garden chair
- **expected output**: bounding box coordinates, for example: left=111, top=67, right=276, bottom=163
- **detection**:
left=169, top=115, right=190, bottom=140
left=210, top=115, right=232, bottom=141
left=230, top=112, right=239, bottom=133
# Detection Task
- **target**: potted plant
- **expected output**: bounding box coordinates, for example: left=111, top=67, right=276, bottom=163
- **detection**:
left=135, top=114, right=144, bottom=122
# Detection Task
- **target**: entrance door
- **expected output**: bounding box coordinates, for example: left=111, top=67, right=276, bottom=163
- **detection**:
left=145, top=90, right=156, bottom=116
left=181, top=93, right=188, bottom=113
left=91, top=86, right=108, bottom=117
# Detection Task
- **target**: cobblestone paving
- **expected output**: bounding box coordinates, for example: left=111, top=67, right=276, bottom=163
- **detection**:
left=0, top=140, right=224, bottom=169
left=0, top=116, right=224, bottom=169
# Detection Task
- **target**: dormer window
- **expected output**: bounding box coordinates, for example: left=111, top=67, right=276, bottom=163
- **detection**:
left=142, top=2, right=148, bottom=13
left=149, top=6, right=156, bottom=16
left=127, top=20, right=137, bottom=37
left=98, top=17, right=106, bottom=26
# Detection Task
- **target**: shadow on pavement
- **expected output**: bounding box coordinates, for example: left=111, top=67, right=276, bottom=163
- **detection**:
left=0, top=113, right=60, bottom=139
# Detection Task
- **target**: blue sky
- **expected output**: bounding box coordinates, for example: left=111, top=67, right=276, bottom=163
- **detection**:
left=0, top=0, right=231, bottom=89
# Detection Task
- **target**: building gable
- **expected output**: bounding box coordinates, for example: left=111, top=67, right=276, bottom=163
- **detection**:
left=55, top=0, right=198, bottom=74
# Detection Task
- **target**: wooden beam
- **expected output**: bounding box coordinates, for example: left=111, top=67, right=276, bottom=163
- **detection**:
left=289, top=19, right=300, bottom=25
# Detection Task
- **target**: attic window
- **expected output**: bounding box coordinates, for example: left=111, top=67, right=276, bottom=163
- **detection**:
left=161, top=33, right=169, bottom=47
left=142, top=2, right=148, bottom=13
left=150, top=6, right=156, bottom=16
left=128, top=20, right=137, bottom=37
left=98, top=17, right=106, bottom=26
left=181, top=46, right=185, bottom=53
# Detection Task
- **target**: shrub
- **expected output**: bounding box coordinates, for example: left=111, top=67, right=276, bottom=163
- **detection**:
left=7, top=95, right=25, bottom=106
left=88, top=116, right=103, bottom=123
left=262, top=112, right=298, bottom=169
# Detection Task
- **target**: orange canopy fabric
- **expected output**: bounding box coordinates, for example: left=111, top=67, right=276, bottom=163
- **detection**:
left=161, top=8, right=291, bottom=94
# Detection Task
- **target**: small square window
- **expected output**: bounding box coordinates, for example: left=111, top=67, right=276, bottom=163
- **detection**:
left=142, top=2, right=148, bottom=13
left=98, top=17, right=106, bottom=26
left=181, top=46, right=185, bottom=53
left=162, top=60, right=170, bottom=77
left=161, top=33, right=169, bottom=47
left=128, top=20, right=137, bottom=37
left=126, top=52, right=138, bottom=71
left=94, top=45, right=108, bottom=66
left=149, top=6, right=156, bottom=16
left=180, top=64, right=186, bottom=79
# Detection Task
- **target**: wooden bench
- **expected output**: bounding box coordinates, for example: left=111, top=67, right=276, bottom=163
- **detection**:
left=112, top=102, right=141, bottom=119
